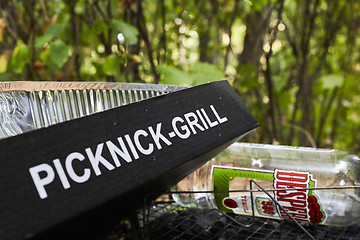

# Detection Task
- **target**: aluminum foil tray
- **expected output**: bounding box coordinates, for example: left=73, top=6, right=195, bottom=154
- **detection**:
left=0, top=82, right=185, bottom=139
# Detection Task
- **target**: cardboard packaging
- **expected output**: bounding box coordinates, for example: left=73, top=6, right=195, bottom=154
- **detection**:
left=0, top=80, right=259, bottom=239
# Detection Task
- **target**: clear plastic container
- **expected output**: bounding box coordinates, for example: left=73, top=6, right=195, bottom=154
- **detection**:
left=172, top=142, right=360, bottom=226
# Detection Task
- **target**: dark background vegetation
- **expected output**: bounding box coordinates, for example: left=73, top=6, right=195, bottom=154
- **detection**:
left=0, top=0, right=359, bottom=153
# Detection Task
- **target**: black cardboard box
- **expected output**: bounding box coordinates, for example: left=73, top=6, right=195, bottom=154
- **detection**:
left=0, top=80, right=259, bottom=239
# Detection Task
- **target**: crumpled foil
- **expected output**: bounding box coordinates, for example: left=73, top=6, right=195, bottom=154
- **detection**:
left=0, top=82, right=185, bottom=139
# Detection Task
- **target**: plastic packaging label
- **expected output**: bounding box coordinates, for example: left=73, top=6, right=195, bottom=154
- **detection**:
left=212, top=166, right=325, bottom=224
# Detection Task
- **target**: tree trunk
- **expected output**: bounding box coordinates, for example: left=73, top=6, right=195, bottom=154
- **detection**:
left=238, top=7, right=272, bottom=66
left=235, top=5, right=273, bottom=143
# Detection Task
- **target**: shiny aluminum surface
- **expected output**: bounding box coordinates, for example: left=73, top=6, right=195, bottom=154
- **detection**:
left=0, top=82, right=185, bottom=139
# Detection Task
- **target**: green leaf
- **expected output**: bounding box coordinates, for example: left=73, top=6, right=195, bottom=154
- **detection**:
left=0, top=72, right=12, bottom=80
left=343, top=74, right=357, bottom=94
left=191, top=62, right=225, bottom=85
left=36, top=23, right=65, bottom=48
left=272, top=75, right=287, bottom=92
left=251, top=0, right=268, bottom=12
left=312, top=81, right=323, bottom=97
left=0, top=53, right=8, bottom=73
left=111, top=19, right=139, bottom=45
left=348, top=110, right=360, bottom=124
left=321, top=74, right=344, bottom=89
left=103, top=55, right=120, bottom=75
left=40, top=48, right=50, bottom=64
left=236, top=64, right=259, bottom=91
left=9, top=41, right=31, bottom=73
left=157, top=65, right=194, bottom=85
left=92, top=19, right=108, bottom=35
left=278, top=91, right=292, bottom=109
left=75, top=0, right=84, bottom=14
left=49, top=40, right=69, bottom=69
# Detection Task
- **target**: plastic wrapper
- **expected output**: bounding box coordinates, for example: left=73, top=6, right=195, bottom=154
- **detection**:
left=0, top=81, right=185, bottom=139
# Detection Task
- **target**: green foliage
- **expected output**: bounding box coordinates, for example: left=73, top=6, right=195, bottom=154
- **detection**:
left=157, top=65, right=193, bottom=85
left=92, top=19, right=108, bottom=36
left=0, top=54, right=7, bottom=73
left=321, top=74, right=344, bottom=90
left=234, top=64, right=259, bottom=93
left=0, top=0, right=360, bottom=152
left=157, top=63, right=225, bottom=86
left=49, top=40, right=69, bottom=69
left=35, top=24, right=65, bottom=48
left=111, top=20, right=139, bottom=45
left=9, top=41, right=31, bottom=73
left=103, top=55, right=121, bottom=76
left=192, top=63, right=226, bottom=85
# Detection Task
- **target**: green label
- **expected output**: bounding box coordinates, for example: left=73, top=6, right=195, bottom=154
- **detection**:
left=212, top=166, right=325, bottom=224
left=212, top=167, right=274, bottom=212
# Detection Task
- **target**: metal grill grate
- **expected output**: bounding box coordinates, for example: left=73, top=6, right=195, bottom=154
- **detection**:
left=135, top=180, right=360, bottom=240
left=137, top=201, right=360, bottom=240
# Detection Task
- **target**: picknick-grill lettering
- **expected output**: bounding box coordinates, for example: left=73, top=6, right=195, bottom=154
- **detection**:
left=29, top=104, right=228, bottom=199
